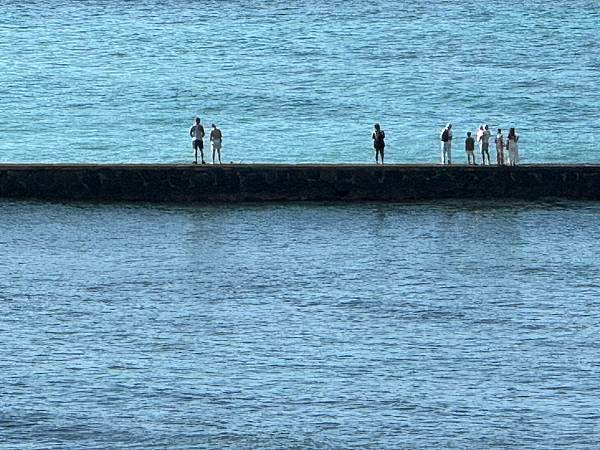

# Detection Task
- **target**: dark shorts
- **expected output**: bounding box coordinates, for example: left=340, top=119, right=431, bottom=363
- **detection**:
left=482, top=142, right=489, bottom=152
left=193, top=140, right=203, bottom=150
left=374, top=145, right=385, bottom=153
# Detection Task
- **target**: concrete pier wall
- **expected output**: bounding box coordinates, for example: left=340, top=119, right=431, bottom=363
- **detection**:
left=1, top=164, right=600, bottom=202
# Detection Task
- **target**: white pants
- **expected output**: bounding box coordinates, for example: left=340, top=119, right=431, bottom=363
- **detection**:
left=441, top=142, right=452, bottom=164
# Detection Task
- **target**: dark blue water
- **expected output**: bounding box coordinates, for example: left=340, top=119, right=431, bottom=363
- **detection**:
left=1, top=201, right=600, bottom=448
left=0, top=0, right=599, bottom=164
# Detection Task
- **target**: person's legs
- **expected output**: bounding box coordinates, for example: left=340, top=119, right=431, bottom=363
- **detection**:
left=200, top=142, right=205, bottom=164
left=441, top=143, right=446, bottom=164
left=380, top=148, right=384, bottom=164
left=447, top=144, right=452, bottom=165
left=212, top=142, right=216, bottom=164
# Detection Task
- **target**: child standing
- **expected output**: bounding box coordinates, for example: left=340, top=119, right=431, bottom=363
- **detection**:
left=465, top=132, right=476, bottom=165
left=495, top=128, right=505, bottom=165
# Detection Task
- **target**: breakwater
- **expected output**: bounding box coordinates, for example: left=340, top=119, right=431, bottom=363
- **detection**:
left=1, top=164, right=600, bottom=202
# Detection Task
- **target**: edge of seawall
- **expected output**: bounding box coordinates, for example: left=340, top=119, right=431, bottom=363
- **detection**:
left=1, top=163, right=600, bottom=202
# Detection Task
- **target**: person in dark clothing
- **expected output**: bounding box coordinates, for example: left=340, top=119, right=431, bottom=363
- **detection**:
left=372, top=123, right=386, bottom=164
left=465, top=131, right=476, bottom=165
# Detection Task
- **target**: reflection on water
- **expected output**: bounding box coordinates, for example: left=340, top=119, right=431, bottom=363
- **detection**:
left=1, top=200, right=600, bottom=448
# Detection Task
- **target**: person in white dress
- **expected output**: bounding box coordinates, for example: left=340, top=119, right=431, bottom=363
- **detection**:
left=507, top=127, right=520, bottom=166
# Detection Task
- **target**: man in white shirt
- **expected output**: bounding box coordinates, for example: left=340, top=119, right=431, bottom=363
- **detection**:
left=440, top=123, right=453, bottom=165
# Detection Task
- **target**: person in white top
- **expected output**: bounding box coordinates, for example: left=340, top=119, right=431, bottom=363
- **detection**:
left=507, top=127, right=519, bottom=166
left=495, top=128, right=505, bottom=165
left=440, top=123, right=453, bottom=165
left=189, top=117, right=206, bottom=164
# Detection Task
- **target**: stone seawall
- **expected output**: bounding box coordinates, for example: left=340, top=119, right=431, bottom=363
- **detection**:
left=1, top=164, right=600, bottom=202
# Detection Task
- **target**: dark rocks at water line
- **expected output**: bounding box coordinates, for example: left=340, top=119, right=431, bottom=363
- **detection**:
left=0, top=164, right=599, bottom=202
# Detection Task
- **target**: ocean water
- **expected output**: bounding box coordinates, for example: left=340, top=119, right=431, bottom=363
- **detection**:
left=0, top=0, right=599, bottom=164
left=1, top=200, right=600, bottom=448
left=2, top=2, right=600, bottom=448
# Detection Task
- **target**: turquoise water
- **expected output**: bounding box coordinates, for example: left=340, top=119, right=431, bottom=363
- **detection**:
left=1, top=1, right=598, bottom=164
left=3, top=3, right=600, bottom=448
left=1, top=200, right=600, bottom=448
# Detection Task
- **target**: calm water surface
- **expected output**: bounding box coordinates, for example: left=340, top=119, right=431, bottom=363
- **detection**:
left=0, top=0, right=599, bottom=163
left=1, top=200, right=600, bottom=448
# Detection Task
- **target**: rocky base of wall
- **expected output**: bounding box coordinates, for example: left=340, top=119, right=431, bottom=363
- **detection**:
left=0, top=164, right=599, bottom=202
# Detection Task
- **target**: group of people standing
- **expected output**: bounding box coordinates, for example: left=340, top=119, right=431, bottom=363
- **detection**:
left=189, top=117, right=520, bottom=167
left=189, top=117, right=223, bottom=164
left=372, top=123, right=520, bottom=165
left=440, top=123, right=520, bottom=166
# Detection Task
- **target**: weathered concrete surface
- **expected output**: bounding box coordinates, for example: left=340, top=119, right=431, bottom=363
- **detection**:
left=0, top=164, right=600, bottom=202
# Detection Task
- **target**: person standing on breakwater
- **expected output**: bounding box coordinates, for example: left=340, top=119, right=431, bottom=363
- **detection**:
left=372, top=123, right=385, bottom=164
left=189, top=117, right=206, bottom=164
left=440, top=123, right=452, bottom=165
left=477, top=124, right=491, bottom=165
left=495, top=128, right=505, bottom=165
left=210, top=124, right=223, bottom=164
left=465, top=131, right=476, bottom=165
left=507, top=127, right=520, bottom=165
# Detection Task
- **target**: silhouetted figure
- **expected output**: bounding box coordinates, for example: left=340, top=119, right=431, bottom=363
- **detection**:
left=508, top=127, right=520, bottom=165
left=440, top=123, right=452, bottom=164
left=210, top=124, right=223, bottom=164
left=465, top=131, right=476, bottom=165
left=189, top=117, right=206, bottom=164
left=495, top=128, right=505, bottom=165
left=372, top=123, right=385, bottom=164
